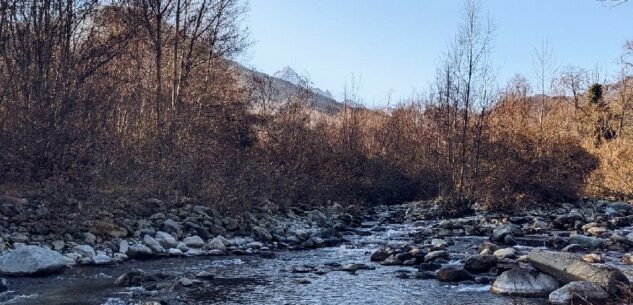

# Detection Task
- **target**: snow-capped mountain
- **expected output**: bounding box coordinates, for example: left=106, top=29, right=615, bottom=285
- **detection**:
left=273, top=66, right=306, bottom=86
left=273, top=66, right=335, bottom=100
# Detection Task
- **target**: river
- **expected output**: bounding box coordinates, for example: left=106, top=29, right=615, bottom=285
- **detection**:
left=1, top=205, right=547, bottom=305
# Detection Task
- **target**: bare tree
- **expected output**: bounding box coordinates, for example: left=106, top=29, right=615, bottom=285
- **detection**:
left=135, top=0, right=174, bottom=130
left=531, top=40, right=557, bottom=159
left=559, top=66, right=587, bottom=116
left=447, top=0, right=495, bottom=197
left=171, top=0, right=249, bottom=113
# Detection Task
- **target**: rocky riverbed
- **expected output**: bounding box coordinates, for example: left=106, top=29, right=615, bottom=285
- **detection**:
left=0, top=197, right=632, bottom=304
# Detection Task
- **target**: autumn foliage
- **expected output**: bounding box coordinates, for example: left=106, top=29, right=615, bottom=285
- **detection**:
left=0, top=1, right=632, bottom=213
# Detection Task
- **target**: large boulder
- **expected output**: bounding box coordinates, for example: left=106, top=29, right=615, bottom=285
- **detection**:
left=464, top=255, right=498, bottom=273
left=527, top=249, right=629, bottom=295
left=548, top=281, right=609, bottom=305
left=491, top=268, right=559, bottom=297
left=0, top=246, right=69, bottom=276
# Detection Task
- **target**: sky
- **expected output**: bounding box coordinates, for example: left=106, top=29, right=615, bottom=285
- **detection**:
left=241, top=0, right=633, bottom=107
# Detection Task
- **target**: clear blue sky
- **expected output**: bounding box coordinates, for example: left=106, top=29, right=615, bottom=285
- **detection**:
left=241, top=0, right=633, bottom=107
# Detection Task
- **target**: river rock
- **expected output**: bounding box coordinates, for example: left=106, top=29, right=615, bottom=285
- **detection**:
left=127, top=244, right=153, bottom=259
left=586, top=226, right=608, bottom=237
left=154, top=231, right=177, bottom=249
left=161, top=219, right=181, bottom=238
left=554, top=210, right=585, bottom=229
left=436, top=266, right=474, bottom=282
left=178, top=277, right=194, bottom=287
left=415, top=271, right=437, bottom=280
left=479, top=242, right=499, bottom=254
left=183, top=236, right=204, bottom=248
left=252, top=226, right=272, bottom=241
left=561, top=244, right=583, bottom=253
left=73, top=245, right=96, bottom=258
left=424, top=250, right=449, bottom=262
left=607, top=202, right=633, bottom=215
left=493, top=247, right=516, bottom=259
left=114, top=269, right=146, bottom=286
left=626, top=232, right=633, bottom=245
left=491, top=268, right=559, bottom=297
left=83, top=232, right=97, bottom=245
left=548, top=281, right=609, bottom=305
left=107, top=226, right=128, bottom=238
left=292, top=266, right=315, bottom=273
left=51, top=240, right=65, bottom=251
left=342, top=263, right=375, bottom=272
left=0, top=245, right=69, bottom=276
left=118, top=240, right=129, bottom=254
left=568, top=234, right=604, bottom=249
left=464, top=255, right=498, bottom=273
left=623, top=253, right=633, bottom=264
left=0, top=278, right=6, bottom=292
left=418, top=263, right=442, bottom=271
left=296, top=278, right=311, bottom=284
left=143, top=235, right=164, bottom=254
left=527, top=249, right=630, bottom=295
left=9, top=233, right=29, bottom=243
left=293, top=229, right=310, bottom=242
left=196, top=271, right=215, bottom=279
left=491, top=224, right=521, bottom=244
left=175, top=242, right=188, bottom=252
left=582, top=253, right=602, bottom=263
left=302, top=236, right=324, bottom=248
left=223, top=217, right=239, bottom=231
left=370, top=248, right=390, bottom=262
left=380, top=254, right=402, bottom=266
left=92, top=252, right=114, bottom=265
left=207, top=237, right=227, bottom=252
left=395, top=252, right=412, bottom=262
left=168, top=248, right=184, bottom=256
left=430, top=238, right=449, bottom=248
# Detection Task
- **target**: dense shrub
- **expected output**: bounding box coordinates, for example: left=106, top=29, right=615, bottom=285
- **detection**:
left=0, top=0, right=631, bottom=215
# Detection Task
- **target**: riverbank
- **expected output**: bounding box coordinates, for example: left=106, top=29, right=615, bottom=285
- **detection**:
left=370, top=199, right=633, bottom=304
left=1, top=198, right=632, bottom=304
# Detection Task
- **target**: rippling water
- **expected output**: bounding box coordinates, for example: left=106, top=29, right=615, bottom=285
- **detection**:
left=2, top=206, right=547, bottom=305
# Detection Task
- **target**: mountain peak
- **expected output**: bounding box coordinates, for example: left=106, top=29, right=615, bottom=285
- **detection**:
left=273, top=66, right=334, bottom=100
left=273, top=66, right=306, bottom=86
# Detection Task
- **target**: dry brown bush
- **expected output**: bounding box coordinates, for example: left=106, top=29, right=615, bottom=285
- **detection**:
left=0, top=0, right=631, bottom=215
